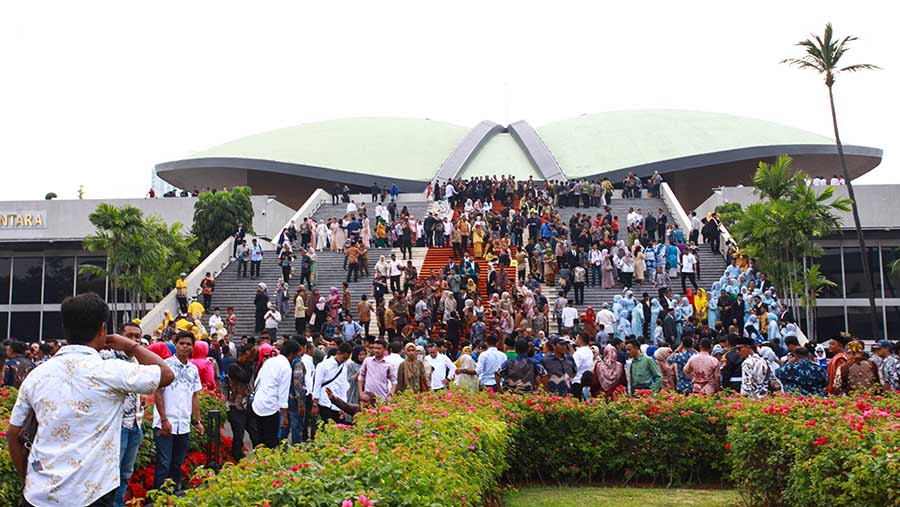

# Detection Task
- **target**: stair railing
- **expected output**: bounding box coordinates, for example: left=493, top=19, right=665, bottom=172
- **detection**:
left=659, top=182, right=691, bottom=231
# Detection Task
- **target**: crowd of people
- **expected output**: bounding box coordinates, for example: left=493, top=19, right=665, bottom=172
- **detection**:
left=6, top=175, right=899, bottom=507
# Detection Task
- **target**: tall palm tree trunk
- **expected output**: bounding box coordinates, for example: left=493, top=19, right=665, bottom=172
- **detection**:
left=828, top=85, right=880, bottom=338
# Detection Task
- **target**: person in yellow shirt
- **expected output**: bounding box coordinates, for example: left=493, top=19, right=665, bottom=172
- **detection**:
left=175, top=273, right=189, bottom=313
left=472, top=224, right=485, bottom=258
left=187, top=297, right=205, bottom=320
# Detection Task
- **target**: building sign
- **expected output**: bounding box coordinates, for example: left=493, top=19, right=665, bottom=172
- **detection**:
left=0, top=211, right=47, bottom=228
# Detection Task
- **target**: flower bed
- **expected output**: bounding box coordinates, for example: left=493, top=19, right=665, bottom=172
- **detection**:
left=0, top=386, right=229, bottom=506
left=151, top=391, right=900, bottom=507
left=4, top=387, right=900, bottom=506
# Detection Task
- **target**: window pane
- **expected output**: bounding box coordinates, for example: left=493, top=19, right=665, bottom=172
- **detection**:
left=0, top=258, right=10, bottom=304
left=882, top=246, right=900, bottom=300
left=11, top=257, right=43, bottom=305
left=886, top=304, right=900, bottom=340
left=9, top=312, right=40, bottom=343
left=847, top=306, right=882, bottom=340
left=814, top=248, right=843, bottom=299
left=843, top=247, right=881, bottom=299
left=41, top=312, right=64, bottom=341
left=813, top=306, right=845, bottom=341
left=76, top=256, right=107, bottom=298
left=0, top=312, right=7, bottom=340
left=43, top=257, right=75, bottom=304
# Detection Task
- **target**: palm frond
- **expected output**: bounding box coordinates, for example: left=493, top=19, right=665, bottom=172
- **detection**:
left=840, top=63, right=882, bottom=73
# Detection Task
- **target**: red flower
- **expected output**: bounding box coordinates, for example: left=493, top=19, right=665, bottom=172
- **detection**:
left=724, top=442, right=731, bottom=451
left=813, top=436, right=828, bottom=446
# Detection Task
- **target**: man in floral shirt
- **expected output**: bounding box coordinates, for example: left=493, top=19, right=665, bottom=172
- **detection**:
left=875, top=340, right=899, bottom=391
left=667, top=338, right=697, bottom=394
left=775, top=347, right=828, bottom=396
left=737, top=337, right=770, bottom=399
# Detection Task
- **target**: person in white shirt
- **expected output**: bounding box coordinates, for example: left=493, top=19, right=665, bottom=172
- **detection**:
left=7, top=293, right=173, bottom=507
left=830, top=176, right=840, bottom=186
left=689, top=211, right=703, bottom=245
left=264, top=303, right=282, bottom=337
left=425, top=341, right=456, bottom=390
left=589, top=245, right=603, bottom=287
left=560, top=299, right=579, bottom=333
left=389, top=254, right=404, bottom=293
left=312, top=342, right=352, bottom=424
left=596, top=303, right=617, bottom=343
left=208, top=307, right=223, bottom=331
left=680, top=248, right=699, bottom=293
left=250, top=339, right=301, bottom=449
left=572, top=332, right=594, bottom=400
left=346, top=200, right=358, bottom=216
left=300, top=341, right=317, bottom=440
left=384, top=341, right=404, bottom=371
left=153, top=330, right=204, bottom=490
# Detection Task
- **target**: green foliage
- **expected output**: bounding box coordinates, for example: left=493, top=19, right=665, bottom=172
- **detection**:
left=728, top=395, right=900, bottom=507
left=82, top=204, right=200, bottom=326
left=191, top=186, right=255, bottom=256
left=135, top=390, right=229, bottom=470
left=728, top=156, right=848, bottom=336
left=713, top=202, right=742, bottom=229
left=0, top=387, right=21, bottom=506
left=781, top=23, right=881, bottom=86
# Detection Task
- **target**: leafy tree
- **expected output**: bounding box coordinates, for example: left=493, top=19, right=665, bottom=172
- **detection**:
left=82, top=204, right=200, bottom=327
left=714, top=202, right=743, bottom=229
left=191, top=186, right=255, bottom=256
left=796, top=264, right=837, bottom=342
left=782, top=22, right=882, bottom=337
left=729, top=155, right=850, bottom=341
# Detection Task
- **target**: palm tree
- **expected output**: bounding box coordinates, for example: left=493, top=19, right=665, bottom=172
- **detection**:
left=782, top=23, right=882, bottom=338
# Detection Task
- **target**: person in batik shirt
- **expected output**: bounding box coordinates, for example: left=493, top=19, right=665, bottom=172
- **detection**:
left=775, top=347, right=828, bottom=396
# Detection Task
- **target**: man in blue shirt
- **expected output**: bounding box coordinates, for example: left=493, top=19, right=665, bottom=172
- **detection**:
left=340, top=313, right=363, bottom=341
left=540, top=337, right=577, bottom=396
left=475, top=335, right=506, bottom=391
left=496, top=339, right=547, bottom=393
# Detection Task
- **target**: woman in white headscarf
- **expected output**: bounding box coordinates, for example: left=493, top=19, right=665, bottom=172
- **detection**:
left=316, top=220, right=329, bottom=251
left=375, top=255, right=391, bottom=280
left=361, top=215, right=372, bottom=248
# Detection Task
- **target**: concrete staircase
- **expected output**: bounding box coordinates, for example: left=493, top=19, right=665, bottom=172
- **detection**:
left=543, top=190, right=728, bottom=333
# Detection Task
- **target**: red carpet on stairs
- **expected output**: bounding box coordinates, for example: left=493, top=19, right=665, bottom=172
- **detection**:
left=423, top=197, right=520, bottom=301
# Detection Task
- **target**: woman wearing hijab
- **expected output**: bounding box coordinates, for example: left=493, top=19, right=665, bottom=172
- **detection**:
left=591, top=344, right=625, bottom=399
left=311, top=297, right=327, bottom=333
left=148, top=341, right=172, bottom=359
left=600, top=249, right=616, bottom=289
left=633, top=244, right=646, bottom=284
left=631, top=304, right=644, bottom=340
left=621, top=290, right=636, bottom=314
left=191, top=340, right=218, bottom=392
left=327, top=287, right=342, bottom=321
left=654, top=347, right=677, bottom=392
left=454, top=345, right=478, bottom=392
left=615, top=310, right=632, bottom=340
left=707, top=282, right=721, bottom=328
left=257, top=343, right=274, bottom=370
left=650, top=298, right=663, bottom=339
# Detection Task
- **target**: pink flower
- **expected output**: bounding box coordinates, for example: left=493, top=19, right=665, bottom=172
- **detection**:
left=342, top=501, right=353, bottom=507
left=358, top=494, right=374, bottom=507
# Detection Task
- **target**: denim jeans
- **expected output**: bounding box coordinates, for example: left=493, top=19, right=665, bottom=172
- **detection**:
left=115, top=423, right=143, bottom=507
left=286, top=400, right=306, bottom=445
left=153, top=430, right=190, bottom=490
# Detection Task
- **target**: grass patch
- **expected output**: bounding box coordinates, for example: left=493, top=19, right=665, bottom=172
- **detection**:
left=505, top=487, right=739, bottom=507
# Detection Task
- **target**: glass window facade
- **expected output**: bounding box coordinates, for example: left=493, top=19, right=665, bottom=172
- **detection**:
left=9, top=312, right=40, bottom=342
left=43, top=257, right=75, bottom=304
left=0, top=257, right=10, bottom=304
left=11, top=257, right=43, bottom=304
left=816, top=247, right=844, bottom=299
left=812, top=306, right=846, bottom=341
left=76, top=256, right=107, bottom=297
left=41, top=312, right=64, bottom=341
left=843, top=247, right=881, bottom=299
left=0, top=254, right=109, bottom=340
left=882, top=247, right=900, bottom=300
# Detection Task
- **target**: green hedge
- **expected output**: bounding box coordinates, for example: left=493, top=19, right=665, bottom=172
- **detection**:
left=4, top=385, right=900, bottom=507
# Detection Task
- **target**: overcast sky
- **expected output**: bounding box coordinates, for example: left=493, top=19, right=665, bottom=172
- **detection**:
left=0, top=1, right=895, bottom=201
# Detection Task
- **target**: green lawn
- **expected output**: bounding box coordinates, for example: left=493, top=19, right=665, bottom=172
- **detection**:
left=505, top=487, right=739, bottom=507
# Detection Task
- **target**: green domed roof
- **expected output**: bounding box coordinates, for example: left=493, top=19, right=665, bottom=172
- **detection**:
left=537, top=110, right=834, bottom=178
left=187, top=117, right=469, bottom=182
